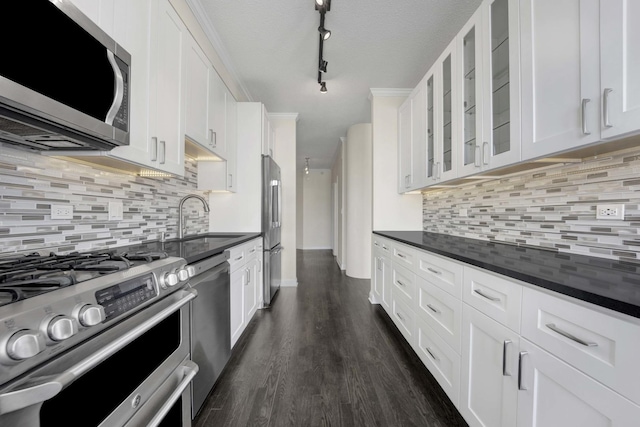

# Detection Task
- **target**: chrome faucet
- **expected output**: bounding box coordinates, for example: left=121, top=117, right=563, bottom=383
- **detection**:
left=177, top=194, right=210, bottom=239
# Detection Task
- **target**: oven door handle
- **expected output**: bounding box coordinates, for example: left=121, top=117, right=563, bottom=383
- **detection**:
left=0, top=288, right=197, bottom=416
left=147, top=360, right=199, bottom=427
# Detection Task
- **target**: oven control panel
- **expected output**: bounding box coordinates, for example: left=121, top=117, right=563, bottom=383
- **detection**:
left=95, top=273, right=158, bottom=321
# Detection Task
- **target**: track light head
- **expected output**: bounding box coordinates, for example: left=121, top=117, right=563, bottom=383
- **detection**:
left=320, top=82, right=327, bottom=93
left=315, top=0, right=324, bottom=6
left=319, top=60, right=328, bottom=73
left=318, top=26, right=331, bottom=40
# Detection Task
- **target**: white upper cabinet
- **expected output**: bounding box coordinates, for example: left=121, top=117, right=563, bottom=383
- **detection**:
left=226, top=89, right=238, bottom=192
left=435, top=39, right=459, bottom=183
left=185, top=35, right=230, bottom=161
left=600, top=0, right=640, bottom=140
left=480, top=0, right=521, bottom=170
left=144, top=0, right=186, bottom=176
left=398, top=96, right=413, bottom=192
left=459, top=0, right=521, bottom=177
left=262, top=106, right=275, bottom=157
left=520, top=0, right=600, bottom=161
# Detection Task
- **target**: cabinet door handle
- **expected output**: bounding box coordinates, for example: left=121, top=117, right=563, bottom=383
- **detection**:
left=603, top=88, right=613, bottom=128
left=474, top=288, right=500, bottom=302
left=482, top=141, right=489, bottom=165
left=581, top=98, right=591, bottom=135
left=397, top=253, right=406, bottom=259
left=151, top=137, right=158, bottom=161
left=405, top=174, right=411, bottom=188
left=228, top=174, right=233, bottom=188
left=518, top=351, right=528, bottom=390
left=396, top=280, right=406, bottom=288
left=502, top=340, right=512, bottom=376
left=396, top=312, right=404, bottom=321
left=425, top=347, right=440, bottom=362
left=247, top=268, right=250, bottom=284
left=426, top=267, right=441, bottom=275
left=212, top=130, right=218, bottom=147
left=545, top=323, right=598, bottom=347
left=474, top=144, right=481, bottom=167
left=159, top=140, right=166, bottom=165
left=426, top=304, right=440, bottom=314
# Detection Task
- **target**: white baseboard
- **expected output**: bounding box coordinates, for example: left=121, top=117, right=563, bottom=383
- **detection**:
left=300, top=246, right=332, bottom=250
left=369, top=292, right=380, bottom=305
left=281, top=279, right=298, bottom=287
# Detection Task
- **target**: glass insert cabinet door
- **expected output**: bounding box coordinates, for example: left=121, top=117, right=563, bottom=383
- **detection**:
left=482, top=0, right=521, bottom=169
left=436, top=39, right=458, bottom=182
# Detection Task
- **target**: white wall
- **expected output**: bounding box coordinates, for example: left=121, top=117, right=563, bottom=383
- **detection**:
left=345, top=123, right=372, bottom=279
left=370, top=90, right=423, bottom=230
left=296, top=169, right=304, bottom=249
left=299, top=169, right=332, bottom=249
left=271, top=114, right=298, bottom=287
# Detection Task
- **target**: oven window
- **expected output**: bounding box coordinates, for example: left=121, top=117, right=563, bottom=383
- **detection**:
left=40, top=311, right=181, bottom=426
left=157, top=396, right=183, bottom=427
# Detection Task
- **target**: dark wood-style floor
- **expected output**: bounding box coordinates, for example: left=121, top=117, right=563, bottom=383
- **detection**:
left=194, top=250, right=468, bottom=427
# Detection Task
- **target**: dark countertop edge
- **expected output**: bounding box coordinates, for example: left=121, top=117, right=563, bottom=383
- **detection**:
left=373, top=231, right=640, bottom=319
left=182, top=233, right=262, bottom=264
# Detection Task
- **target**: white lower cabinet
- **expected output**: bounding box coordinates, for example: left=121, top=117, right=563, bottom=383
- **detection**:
left=371, top=234, right=640, bottom=427
left=228, top=237, right=262, bottom=348
left=517, top=338, right=640, bottom=427
left=460, top=304, right=519, bottom=427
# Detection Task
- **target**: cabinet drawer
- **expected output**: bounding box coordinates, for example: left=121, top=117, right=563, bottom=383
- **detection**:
left=226, top=246, right=246, bottom=272
left=393, top=243, right=414, bottom=268
left=416, top=276, right=462, bottom=354
left=463, top=266, right=522, bottom=332
left=415, top=250, right=463, bottom=299
left=522, top=287, right=640, bottom=405
left=416, top=317, right=460, bottom=408
left=391, top=290, right=416, bottom=346
left=372, top=235, right=392, bottom=255
left=392, top=263, right=415, bottom=302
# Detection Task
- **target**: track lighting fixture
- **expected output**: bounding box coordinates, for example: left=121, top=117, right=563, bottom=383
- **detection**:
left=318, top=26, right=331, bottom=40
left=315, top=0, right=331, bottom=94
left=304, top=158, right=310, bottom=174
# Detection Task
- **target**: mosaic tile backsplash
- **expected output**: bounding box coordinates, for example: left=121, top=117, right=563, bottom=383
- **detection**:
left=423, top=145, right=640, bottom=263
left=0, top=143, right=209, bottom=256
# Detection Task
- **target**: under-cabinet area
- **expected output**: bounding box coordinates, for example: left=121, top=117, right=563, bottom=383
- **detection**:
left=371, top=232, right=640, bottom=427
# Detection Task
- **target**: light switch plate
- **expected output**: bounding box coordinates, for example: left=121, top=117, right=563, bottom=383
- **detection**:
left=108, top=201, right=124, bottom=221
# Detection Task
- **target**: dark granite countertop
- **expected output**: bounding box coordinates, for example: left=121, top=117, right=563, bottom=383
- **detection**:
left=121, top=232, right=262, bottom=264
left=374, top=231, right=640, bottom=319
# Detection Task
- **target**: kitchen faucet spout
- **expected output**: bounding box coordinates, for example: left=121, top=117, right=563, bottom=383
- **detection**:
left=178, top=194, right=210, bottom=239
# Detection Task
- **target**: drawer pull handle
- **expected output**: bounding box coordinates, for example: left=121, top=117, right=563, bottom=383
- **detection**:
left=427, top=267, right=441, bottom=275
left=426, top=304, right=440, bottom=314
left=374, top=242, right=380, bottom=246
left=518, top=351, right=528, bottom=390
left=382, top=245, right=388, bottom=250
left=234, top=255, right=244, bottom=261
left=396, top=280, right=406, bottom=287
left=546, top=323, right=598, bottom=347
left=425, top=347, right=440, bottom=362
left=249, top=248, right=256, bottom=254
left=397, top=253, right=406, bottom=259
left=396, top=312, right=404, bottom=321
left=474, top=288, right=500, bottom=302
left=502, top=340, right=512, bottom=376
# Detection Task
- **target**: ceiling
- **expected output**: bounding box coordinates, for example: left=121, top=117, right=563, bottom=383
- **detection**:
left=190, top=0, right=482, bottom=169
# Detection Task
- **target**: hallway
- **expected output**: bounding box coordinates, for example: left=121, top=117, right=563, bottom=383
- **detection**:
left=194, top=250, right=467, bottom=427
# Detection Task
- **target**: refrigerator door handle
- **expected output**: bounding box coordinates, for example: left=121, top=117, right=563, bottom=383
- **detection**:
left=270, top=180, right=278, bottom=227
left=277, top=180, right=283, bottom=228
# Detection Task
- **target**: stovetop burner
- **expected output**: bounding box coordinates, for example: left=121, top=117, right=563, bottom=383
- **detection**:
left=0, top=250, right=169, bottom=306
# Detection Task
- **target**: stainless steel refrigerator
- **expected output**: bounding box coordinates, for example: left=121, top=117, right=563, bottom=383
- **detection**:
left=262, top=155, right=282, bottom=306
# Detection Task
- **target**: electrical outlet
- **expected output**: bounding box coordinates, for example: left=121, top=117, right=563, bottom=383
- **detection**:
left=459, top=208, right=468, bottom=217
left=51, top=204, right=73, bottom=220
left=108, top=201, right=124, bottom=221
left=596, top=204, right=625, bottom=220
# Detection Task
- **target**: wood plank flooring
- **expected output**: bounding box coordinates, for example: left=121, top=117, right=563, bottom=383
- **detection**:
left=194, top=250, right=468, bottom=427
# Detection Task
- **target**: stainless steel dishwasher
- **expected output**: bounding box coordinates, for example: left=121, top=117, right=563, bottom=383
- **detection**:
left=188, top=252, right=231, bottom=419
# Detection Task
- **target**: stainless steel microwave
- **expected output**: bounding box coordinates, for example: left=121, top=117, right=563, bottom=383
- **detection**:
left=0, top=0, right=131, bottom=151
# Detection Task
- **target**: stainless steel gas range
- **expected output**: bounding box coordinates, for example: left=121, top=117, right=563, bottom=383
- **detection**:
left=0, top=249, right=198, bottom=427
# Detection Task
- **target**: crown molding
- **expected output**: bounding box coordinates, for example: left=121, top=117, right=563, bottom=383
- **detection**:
left=368, top=88, right=413, bottom=100
left=268, top=113, right=300, bottom=122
